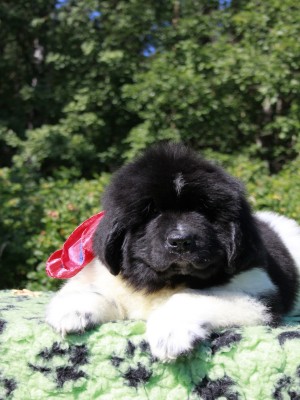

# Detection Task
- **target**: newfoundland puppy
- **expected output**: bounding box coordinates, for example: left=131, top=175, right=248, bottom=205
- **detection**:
left=46, top=142, right=300, bottom=361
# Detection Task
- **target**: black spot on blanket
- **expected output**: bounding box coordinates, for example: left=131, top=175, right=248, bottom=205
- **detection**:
left=110, top=339, right=154, bottom=388
left=0, top=305, right=16, bottom=312
left=111, top=340, right=151, bottom=369
left=0, top=373, right=17, bottom=398
left=194, top=375, right=238, bottom=400
left=111, top=356, right=124, bottom=368
left=123, top=362, right=152, bottom=388
left=55, top=366, right=87, bottom=388
left=23, top=317, right=44, bottom=325
left=28, top=363, right=51, bottom=374
left=126, top=340, right=136, bottom=357
left=30, top=343, right=89, bottom=388
left=14, top=296, right=30, bottom=302
left=278, top=331, right=300, bottom=346
left=210, top=330, right=242, bottom=354
left=139, top=340, right=150, bottom=353
left=69, top=344, right=89, bottom=366
left=273, top=371, right=300, bottom=400
left=0, top=319, right=7, bottom=334
left=273, top=376, right=292, bottom=400
left=288, top=391, right=300, bottom=399
left=39, top=342, right=69, bottom=360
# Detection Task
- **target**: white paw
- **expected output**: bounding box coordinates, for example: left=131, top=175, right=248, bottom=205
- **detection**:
left=46, top=291, right=116, bottom=335
left=146, top=299, right=210, bottom=361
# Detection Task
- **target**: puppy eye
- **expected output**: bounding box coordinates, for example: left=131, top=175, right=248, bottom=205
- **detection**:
left=145, top=201, right=159, bottom=217
left=151, top=206, right=159, bottom=216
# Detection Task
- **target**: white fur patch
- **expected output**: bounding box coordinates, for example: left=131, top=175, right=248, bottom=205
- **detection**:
left=46, top=289, right=121, bottom=335
left=146, top=301, right=209, bottom=361
left=146, top=290, right=270, bottom=361
left=217, top=267, right=277, bottom=297
left=174, top=173, right=185, bottom=196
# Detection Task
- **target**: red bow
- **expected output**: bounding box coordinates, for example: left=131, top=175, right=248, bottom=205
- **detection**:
left=46, top=212, right=104, bottom=279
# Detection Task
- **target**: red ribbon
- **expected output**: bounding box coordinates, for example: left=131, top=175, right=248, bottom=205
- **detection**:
left=46, top=211, right=104, bottom=279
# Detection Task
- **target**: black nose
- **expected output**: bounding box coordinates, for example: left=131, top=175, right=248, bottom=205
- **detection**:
left=167, top=233, right=194, bottom=253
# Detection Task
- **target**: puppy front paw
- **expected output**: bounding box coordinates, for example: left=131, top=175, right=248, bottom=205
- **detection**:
left=146, top=303, right=210, bottom=361
left=46, top=291, right=118, bottom=335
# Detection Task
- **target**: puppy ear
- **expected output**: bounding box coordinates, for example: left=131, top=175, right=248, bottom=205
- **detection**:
left=224, top=222, right=239, bottom=274
left=224, top=213, right=265, bottom=275
left=92, top=215, right=125, bottom=276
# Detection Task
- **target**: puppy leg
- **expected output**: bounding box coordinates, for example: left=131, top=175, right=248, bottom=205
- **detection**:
left=146, top=290, right=271, bottom=361
left=46, top=284, right=122, bottom=335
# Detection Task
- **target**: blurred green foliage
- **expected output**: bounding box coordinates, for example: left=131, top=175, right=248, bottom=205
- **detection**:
left=207, top=152, right=300, bottom=221
left=0, top=168, right=110, bottom=290
left=0, top=0, right=300, bottom=289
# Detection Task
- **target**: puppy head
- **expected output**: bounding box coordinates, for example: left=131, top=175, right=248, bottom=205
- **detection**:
left=93, top=142, right=264, bottom=292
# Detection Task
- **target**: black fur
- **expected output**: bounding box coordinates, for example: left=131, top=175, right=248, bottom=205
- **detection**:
left=93, top=142, right=298, bottom=314
left=256, top=220, right=298, bottom=314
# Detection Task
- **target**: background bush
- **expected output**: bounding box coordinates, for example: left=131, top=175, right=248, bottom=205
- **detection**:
left=0, top=0, right=300, bottom=290
left=0, top=170, right=110, bottom=290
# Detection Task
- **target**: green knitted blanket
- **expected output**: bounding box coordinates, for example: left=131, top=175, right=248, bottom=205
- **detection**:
left=1, top=290, right=300, bottom=400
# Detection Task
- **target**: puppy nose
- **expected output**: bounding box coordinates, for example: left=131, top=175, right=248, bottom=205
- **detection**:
left=167, top=233, right=194, bottom=253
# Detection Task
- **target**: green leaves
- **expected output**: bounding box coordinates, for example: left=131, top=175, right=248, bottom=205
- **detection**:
left=0, top=169, right=109, bottom=290
left=3, top=0, right=299, bottom=174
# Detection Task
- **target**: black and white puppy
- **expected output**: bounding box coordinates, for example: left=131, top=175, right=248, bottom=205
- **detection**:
left=46, top=142, right=300, bottom=361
